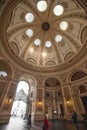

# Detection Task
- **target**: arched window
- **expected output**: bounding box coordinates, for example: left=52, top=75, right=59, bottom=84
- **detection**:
left=45, top=77, right=60, bottom=87
left=0, top=71, right=7, bottom=77
left=71, top=71, right=87, bottom=81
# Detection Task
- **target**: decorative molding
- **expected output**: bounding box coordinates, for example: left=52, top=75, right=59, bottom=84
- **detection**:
left=75, top=0, right=87, bottom=12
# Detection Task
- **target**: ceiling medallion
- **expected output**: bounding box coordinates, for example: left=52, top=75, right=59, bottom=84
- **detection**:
left=42, top=22, right=50, bottom=31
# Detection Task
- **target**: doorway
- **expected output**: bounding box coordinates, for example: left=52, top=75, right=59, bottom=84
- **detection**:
left=60, top=104, right=64, bottom=118
left=11, top=81, right=29, bottom=118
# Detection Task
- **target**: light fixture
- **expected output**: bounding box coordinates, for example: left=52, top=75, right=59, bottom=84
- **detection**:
left=42, top=51, right=47, bottom=57
left=8, top=96, right=12, bottom=102
left=54, top=110, right=57, bottom=114
left=38, top=99, right=42, bottom=105
left=29, top=47, right=34, bottom=53
left=66, top=99, right=71, bottom=104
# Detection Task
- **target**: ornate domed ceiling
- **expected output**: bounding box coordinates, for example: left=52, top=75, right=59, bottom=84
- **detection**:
left=1, top=0, right=87, bottom=72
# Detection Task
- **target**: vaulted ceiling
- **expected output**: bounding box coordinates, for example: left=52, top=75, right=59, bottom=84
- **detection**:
left=0, top=0, right=87, bottom=73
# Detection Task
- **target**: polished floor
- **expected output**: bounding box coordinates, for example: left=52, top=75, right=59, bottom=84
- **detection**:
left=0, top=117, right=87, bottom=130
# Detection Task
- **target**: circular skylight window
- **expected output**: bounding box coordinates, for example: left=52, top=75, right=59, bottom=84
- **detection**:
left=60, top=21, right=68, bottom=30
left=0, top=71, right=7, bottom=77
left=45, top=41, right=52, bottom=48
left=37, top=1, right=47, bottom=12
left=53, top=5, right=64, bottom=16
left=55, top=35, right=63, bottom=42
left=34, top=39, right=41, bottom=46
left=26, top=29, right=33, bottom=37
left=25, top=13, right=34, bottom=23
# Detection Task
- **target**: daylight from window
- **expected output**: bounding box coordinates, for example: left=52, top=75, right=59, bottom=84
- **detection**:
left=11, top=81, right=29, bottom=118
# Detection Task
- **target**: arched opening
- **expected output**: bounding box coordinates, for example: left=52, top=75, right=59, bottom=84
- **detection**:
left=44, top=77, right=63, bottom=119
left=9, top=74, right=37, bottom=126
left=0, top=59, right=12, bottom=77
left=71, top=71, right=87, bottom=81
left=11, top=81, right=29, bottom=119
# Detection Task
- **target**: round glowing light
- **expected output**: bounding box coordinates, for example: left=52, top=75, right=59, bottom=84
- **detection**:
left=60, top=21, right=68, bottom=30
left=53, top=5, right=64, bottom=16
left=29, top=47, right=34, bottom=53
left=54, top=110, right=57, bottom=114
left=42, top=51, right=47, bottom=57
left=34, top=39, right=41, bottom=46
left=26, top=29, right=33, bottom=37
left=37, top=1, right=47, bottom=12
left=45, top=41, right=52, bottom=48
left=55, top=35, right=63, bottom=42
left=25, top=13, right=34, bottom=23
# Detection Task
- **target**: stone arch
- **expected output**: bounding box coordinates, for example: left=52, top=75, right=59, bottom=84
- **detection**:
left=70, top=70, right=87, bottom=82
left=19, top=74, right=37, bottom=104
left=12, top=74, right=37, bottom=120
left=26, top=58, right=37, bottom=65
left=44, top=77, right=62, bottom=119
left=45, top=61, right=56, bottom=66
left=19, top=74, right=37, bottom=86
left=0, top=58, right=13, bottom=77
left=44, top=77, right=61, bottom=88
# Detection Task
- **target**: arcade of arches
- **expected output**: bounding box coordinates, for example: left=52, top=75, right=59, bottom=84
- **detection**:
left=0, top=0, right=87, bottom=124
